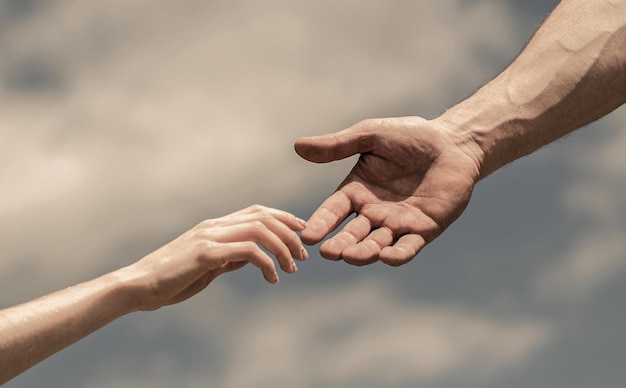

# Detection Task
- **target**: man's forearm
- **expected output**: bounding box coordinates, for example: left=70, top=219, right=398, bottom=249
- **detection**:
left=0, top=271, right=137, bottom=384
left=438, top=0, right=626, bottom=178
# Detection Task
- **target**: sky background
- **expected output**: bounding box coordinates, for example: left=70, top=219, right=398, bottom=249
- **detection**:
left=2, top=0, right=626, bottom=387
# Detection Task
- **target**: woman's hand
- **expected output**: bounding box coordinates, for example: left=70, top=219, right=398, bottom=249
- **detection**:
left=122, top=205, right=308, bottom=311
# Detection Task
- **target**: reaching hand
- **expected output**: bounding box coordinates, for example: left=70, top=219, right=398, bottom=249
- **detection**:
left=124, top=205, right=307, bottom=311
left=294, top=117, right=482, bottom=266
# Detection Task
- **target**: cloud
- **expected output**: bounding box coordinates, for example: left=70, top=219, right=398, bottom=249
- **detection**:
left=1, top=1, right=570, bottom=387
left=78, top=279, right=552, bottom=388
left=533, top=109, right=626, bottom=303
left=534, top=231, right=626, bottom=303
left=0, top=0, right=521, bottom=289
left=213, top=280, right=551, bottom=388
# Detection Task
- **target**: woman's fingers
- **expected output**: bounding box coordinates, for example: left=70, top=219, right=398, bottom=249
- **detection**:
left=208, top=241, right=280, bottom=283
left=211, top=221, right=298, bottom=274
left=226, top=205, right=306, bottom=232
left=194, top=205, right=308, bottom=280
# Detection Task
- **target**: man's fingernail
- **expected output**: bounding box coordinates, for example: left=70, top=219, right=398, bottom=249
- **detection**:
left=301, top=247, right=309, bottom=260
left=297, top=217, right=307, bottom=226
left=291, top=260, right=298, bottom=272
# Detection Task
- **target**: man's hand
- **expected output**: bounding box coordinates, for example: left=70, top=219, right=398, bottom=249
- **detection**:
left=295, top=117, right=482, bottom=266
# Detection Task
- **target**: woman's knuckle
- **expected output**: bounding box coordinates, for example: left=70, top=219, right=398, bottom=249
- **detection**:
left=248, top=204, right=266, bottom=213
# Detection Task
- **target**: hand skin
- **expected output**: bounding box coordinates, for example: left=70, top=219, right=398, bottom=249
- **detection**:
left=295, top=0, right=626, bottom=266
left=0, top=205, right=307, bottom=385
left=295, top=117, right=481, bottom=266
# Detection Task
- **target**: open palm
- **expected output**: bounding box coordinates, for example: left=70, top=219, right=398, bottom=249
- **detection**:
left=295, top=117, right=481, bottom=266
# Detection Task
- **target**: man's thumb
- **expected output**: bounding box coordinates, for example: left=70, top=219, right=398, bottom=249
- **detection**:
left=294, top=126, right=372, bottom=163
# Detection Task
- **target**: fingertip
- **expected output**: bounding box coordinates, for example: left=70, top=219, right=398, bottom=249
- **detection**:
left=341, top=243, right=380, bottom=266
left=319, top=239, right=344, bottom=261
left=260, top=207, right=305, bottom=231
left=265, top=270, right=279, bottom=284
left=299, top=247, right=309, bottom=261
left=379, top=234, right=425, bottom=266
left=293, top=136, right=309, bottom=148
left=300, top=224, right=325, bottom=245
left=379, top=245, right=419, bottom=267
left=285, top=214, right=306, bottom=232
left=296, top=217, right=307, bottom=229
left=294, top=136, right=320, bottom=161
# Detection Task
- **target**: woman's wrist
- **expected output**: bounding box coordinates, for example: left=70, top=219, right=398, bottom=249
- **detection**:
left=108, top=264, right=157, bottom=313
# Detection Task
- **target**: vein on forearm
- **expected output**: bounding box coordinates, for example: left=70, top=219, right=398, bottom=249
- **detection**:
left=440, top=0, right=626, bottom=178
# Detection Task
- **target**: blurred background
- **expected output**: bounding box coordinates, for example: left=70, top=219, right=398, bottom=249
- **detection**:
left=2, top=0, right=626, bottom=387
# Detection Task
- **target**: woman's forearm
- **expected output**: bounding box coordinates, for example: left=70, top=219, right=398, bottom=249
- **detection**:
left=438, top=0, right=626, bottom=178
left=0, top=205, right=306, bottom=384
left=0, top=271, right=137, bottom=385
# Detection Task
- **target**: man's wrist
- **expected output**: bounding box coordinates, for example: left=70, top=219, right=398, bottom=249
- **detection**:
left=434, top=78, right=534, bottom=180
left=430, top=115, right=488, bottom=180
